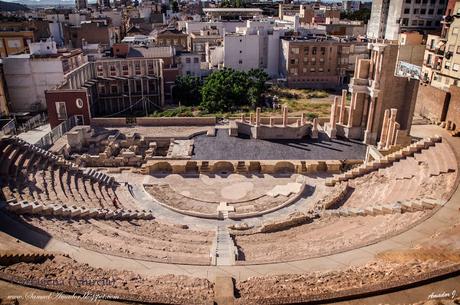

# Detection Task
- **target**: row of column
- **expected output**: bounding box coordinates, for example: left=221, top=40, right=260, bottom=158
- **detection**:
left=377, top=108, right=400, bottom=150
left=241, top=105, right=310, bottom=127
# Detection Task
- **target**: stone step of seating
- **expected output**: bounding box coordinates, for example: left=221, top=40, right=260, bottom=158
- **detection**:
left=323, top=197, right=444, bottom=218
left=1, top=200, right=154, bottom=220
left=325, top=136, right=442, bottom=187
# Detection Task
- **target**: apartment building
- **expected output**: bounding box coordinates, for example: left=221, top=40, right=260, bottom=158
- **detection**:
left=223, top=20, right=286, bottom=77
left=415, top=0, right=460, bottom=134
left=153, top=28, right=188, bottom=51
left=367, top=0, right=447, bottom=40
left=45, top=57, right=164, bottom=127
left=280, top=37, right=369, bottom=89
left=63, top=20, right=120, bottom=49
left=3, top=42, right=86, bottom=113
left=0, top=18, right=50, bottom=57
left=188, top=26, right=222, bottom=62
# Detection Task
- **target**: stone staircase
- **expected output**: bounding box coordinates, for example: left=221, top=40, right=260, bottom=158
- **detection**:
left=325, top=136, right=442, bottom=186
left=323, top=197, right=445, bottom=218
left=212, top=226, right=237, bottom=266
left=1, top=200, right=154, bottom=220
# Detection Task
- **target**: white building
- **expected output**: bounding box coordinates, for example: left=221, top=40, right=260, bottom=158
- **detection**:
left=367, top=0, right=446, bottom=40
left=3, top=49, right=85, bottom=113
left=177, top=52, right=203, bottom=77
left=223, top=20, right=289, bottom=77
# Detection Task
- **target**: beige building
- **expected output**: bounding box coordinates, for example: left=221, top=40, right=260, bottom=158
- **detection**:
left=188, top=27, right=222, bottom=62
left=280, top=37, right=368, bottom=89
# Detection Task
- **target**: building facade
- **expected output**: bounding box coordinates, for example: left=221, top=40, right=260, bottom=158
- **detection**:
left=367, top=0, right=447, bottom=40
left=45, top=57, right=164, bottom=127
left=280, top=37, right=369, bottom=89
left=3, top=48, right=86, bottom=113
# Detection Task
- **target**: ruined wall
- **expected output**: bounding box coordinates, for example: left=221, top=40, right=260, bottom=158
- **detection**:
left=415, top=84, right=450, bottom=122
left=447, top=86, right=460, bottom=132
left=91, top=117, right=216, bottom=127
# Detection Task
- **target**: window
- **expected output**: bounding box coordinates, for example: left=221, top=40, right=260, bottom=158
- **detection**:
left=111, top=85, right=118, bottom=94
left=186, top=58, right=191, bottom=64
left=413, top=8, right=419, bottom=14
left=238, top=60, right=242, bottom=64
left=56, top=102, right=67, bottom=121
left=76, top=98, right=84, bottom=109
left=320, top=47, right=325, bottom=55
left=312, top=47, right=317, bottom=55
left=193, top=58, right=199, bottom=63
left=421, top=8, right=426, bottom=14
left=303, top=47, right=309, bottom=54
left=310, top=68, right=315, bottom=72
left=428, top=8, right=434, bottom=14
left=404, top=8, right=410, bottom=14
left=453, top=63, right=460, bottom=72
left=445, top=61, right=451, bottom=69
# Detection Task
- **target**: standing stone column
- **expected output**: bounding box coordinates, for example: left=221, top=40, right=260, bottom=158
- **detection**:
left=377, top=109, right=390, bottom=150
left=369, top=50, right=375, bottom=80
left=375, top=51, right=384, bottom=84
left=269, top=117, right=274, bottom=127
left=385, top=108, right=398, bottom=150
left=393, top=123, right=400, bottom=148
left=282, top=105, right=288, bottom=127
left=241, top=113, right=245, bottom=122
left=311, top=118, right=319, bottom=139
left=296, top=119, right=301, bottom=127
left=255, top=107, right=261, bottom=126
left=347, top=92, right=357, bottom=128
left=339, top=89, right=347, bottom=125
left=328, top=97, right=338, bottom=139
left=301, top=113, right=306, bottom=125
left=363, top=96, right=376, bottom=144
left=249, top=113, right=254, bottom=125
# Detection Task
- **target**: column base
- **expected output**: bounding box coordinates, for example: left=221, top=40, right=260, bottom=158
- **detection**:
left=311, top=130, right=319, bottom=139
left=363, top=130, right=377, bottom=145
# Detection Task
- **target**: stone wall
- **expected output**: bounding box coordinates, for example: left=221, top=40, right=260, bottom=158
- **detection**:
left=136, top=117, right=216, bottom=126
left=415, top=84, right=449, bottom=123
left=91, top=117, right=216, bottom=127
left=141, top=159, right=348, bottom=175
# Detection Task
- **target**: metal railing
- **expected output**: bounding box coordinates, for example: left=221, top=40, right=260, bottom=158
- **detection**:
left=0, top=119, right=16, bottom=136
left=35, top=116, right=78, bottom=149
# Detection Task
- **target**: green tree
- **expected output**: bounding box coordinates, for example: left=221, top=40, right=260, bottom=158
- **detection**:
left=172, top=75, right=202, bottom=106
left=340, top=8, right=371, bottom=23
left=200, top=68, right=268, bottom=113
left=171, top=0, right=179, bottom=13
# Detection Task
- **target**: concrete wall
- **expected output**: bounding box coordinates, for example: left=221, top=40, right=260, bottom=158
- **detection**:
left=224, top=34, right=261, bottom=71
left=3, top=56, right=65, bottom=112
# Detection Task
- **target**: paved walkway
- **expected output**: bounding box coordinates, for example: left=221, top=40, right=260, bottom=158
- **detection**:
left=0, top=125, right=459, bottom=287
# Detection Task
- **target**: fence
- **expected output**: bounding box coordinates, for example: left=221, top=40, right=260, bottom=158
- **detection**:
left=35, top=116, right=78, bottom=149
left=0, top=119, right=16, bottom=136
left=18, top=113, right=48, bottom=133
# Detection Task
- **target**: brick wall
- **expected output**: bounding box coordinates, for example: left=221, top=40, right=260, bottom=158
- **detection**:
left=45, top=90, right=91, bottom=129
left=415, top=84, right=450, bottom=122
